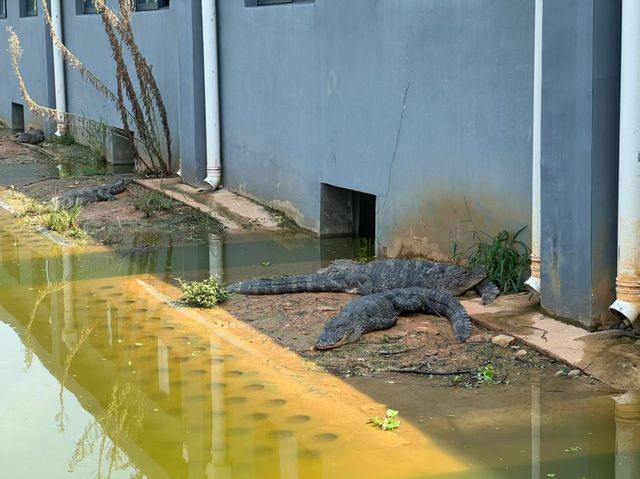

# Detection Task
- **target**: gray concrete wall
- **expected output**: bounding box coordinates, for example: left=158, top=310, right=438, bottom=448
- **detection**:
left=217, top=0, right=535, bottom=259
left=0, top=2, right=55, bottom=131
left=540, top=0, right=620, bottom=328
left=61, top=0, right=204, bottom=178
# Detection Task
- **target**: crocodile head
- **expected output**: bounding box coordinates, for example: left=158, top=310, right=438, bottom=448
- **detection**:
left=314, top=311, right=364, bottom=350
left=445, top=267, right=487, bottom=296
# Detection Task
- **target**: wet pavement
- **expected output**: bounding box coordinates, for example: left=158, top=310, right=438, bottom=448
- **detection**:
left=0, top=207, right=639, bottom=478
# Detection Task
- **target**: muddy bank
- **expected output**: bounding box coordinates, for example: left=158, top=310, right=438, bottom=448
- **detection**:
left=223, top=291, right=596, bottom=388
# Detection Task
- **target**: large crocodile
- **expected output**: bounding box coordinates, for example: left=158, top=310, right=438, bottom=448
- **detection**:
left=14, top=128, right=45, bottom=144
left=314, top=287, right=472, bottom=349
left=56, top=179, right=128, bottom=208
left=228, top=258, right=499, bottom=304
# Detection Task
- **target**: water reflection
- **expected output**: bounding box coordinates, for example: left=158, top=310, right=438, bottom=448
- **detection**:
left=613, top=391, right=640, bottom=479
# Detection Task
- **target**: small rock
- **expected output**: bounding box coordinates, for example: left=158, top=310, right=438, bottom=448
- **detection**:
left=467, top=333, right=493, bottom=343
left=515, top=349, right=528, bottom=360
left=567, top=369, right=581, bottom=378
left=491, top=334, right=516, bottom=348
left=555, top=370, right=565, bottom=377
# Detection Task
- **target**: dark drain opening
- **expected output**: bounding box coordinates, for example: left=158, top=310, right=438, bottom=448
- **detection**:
left=320, top=183, right=376, bottom=253
left=11, top=102, right=24, bottom=131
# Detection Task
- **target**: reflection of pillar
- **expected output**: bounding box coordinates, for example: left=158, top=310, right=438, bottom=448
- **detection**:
left=531, top=378, right=541, bottom=479
left=279, top=434, right=299, bottom=479
left=613, top=391, right=640, bottom=479
left=157, top=338, right=170, bottom=394
left=207, top=338, right=232, bottom=479
left=61, top=251, right=76, bottom=348
left=208, top=234, right=223, bottom=282
left=183, top=365, right=205, bottom=479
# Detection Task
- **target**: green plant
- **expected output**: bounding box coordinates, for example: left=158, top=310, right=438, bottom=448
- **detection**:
left=45, top=201, right=86, bottom=239
left=479, top=363, right=495, bottom=384
left=48, top=134, right=76, bottom=146
left=177, top=277, right=229, bottom=308
left=466, top=228, right=530, bottom=294
left=368, top=409, right=401, bottom=431
left=132, top=189, right=173, bottom=218
left=452, top=200, right=530, bottom=294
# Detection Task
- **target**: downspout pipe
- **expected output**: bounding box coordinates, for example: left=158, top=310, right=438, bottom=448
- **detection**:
left=51, top=0, right=67, bottom=136
left=524, top=0, right=543, bottom=295
left=202, top=0, right=222, bottom=190
left=610, top=0, right=640, bottom=327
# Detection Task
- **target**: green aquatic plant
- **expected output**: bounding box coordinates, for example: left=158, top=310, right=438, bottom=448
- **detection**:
left=368, top=409, right=401, bottom=431
left=132, top=188, right=173, bottom=218
left=177, top=277, right=229, bottom=308
left=479, top=363, right=495, bottom=384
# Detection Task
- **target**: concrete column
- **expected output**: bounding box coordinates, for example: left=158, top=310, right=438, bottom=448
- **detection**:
left=610, top=0, right=640, bottom=326
left=176, top=1, right=206, bottom=184
left=525, top=0, right=543, bottom=294
left=50, top=0, right=67, bottom=135
left=540, top=1, right=620, bottom=329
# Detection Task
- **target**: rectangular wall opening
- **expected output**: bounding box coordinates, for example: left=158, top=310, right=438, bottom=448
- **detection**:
left=11, top=103, right=25, bottom=131
left=320, top=183, right=376, bottom=242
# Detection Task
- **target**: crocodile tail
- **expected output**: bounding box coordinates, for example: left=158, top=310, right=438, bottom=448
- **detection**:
left=425, top=289, right=472, bottom=342
left=474, top=278, right=500, bottom=305
left=227, top=272, right=354, bottom=295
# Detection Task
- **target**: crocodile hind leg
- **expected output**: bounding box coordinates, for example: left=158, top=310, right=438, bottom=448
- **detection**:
left=474, top=278, right=500, bottom=305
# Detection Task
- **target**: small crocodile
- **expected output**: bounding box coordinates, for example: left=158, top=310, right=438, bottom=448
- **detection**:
left=14, top=128, right=45, bottom=144
left=56, top=179, right=128, bottom=208
left=228, top=259, right=499, bottom=304
left=314, top=287, right=472, bottom=349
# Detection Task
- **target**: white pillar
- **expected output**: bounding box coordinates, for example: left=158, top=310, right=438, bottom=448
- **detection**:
left=610, top=0, right=640, bottom=326
left=202, top=0, right=222, bottom=190
left=525, top=0, right=543, bottom=294
left=51, top=0, right=67, bottom=135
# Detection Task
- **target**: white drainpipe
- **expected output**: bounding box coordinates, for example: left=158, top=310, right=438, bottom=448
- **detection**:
left=610, top=0, right=640, bottom=326
left=202, top=0, right=222, bottom=189
left=524, top=0, right=543, bottom=294
left=51, top=0, right=67, bottom=136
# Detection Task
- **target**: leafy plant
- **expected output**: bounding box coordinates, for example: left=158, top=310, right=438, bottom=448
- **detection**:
left=479, top=363, right=495, bottom=384
left=132, top=189, right=173, bottom=218
left=368, top=409, right=401, bottom=431
left=177, top=277, right=229, bottom=308
left=48, top=134, right=76, bottom=146
left=452, top=200, right=530, bottom=294
left=45, top=201, right=86, bottom=239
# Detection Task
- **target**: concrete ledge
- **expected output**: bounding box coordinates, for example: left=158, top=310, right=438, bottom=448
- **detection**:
left=134, top=177, right=285, bottom=232
left=463, top=294, right=640, bottom=391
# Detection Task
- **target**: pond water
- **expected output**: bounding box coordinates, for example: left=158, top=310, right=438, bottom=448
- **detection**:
left=0, top=208, right=638, bottom=479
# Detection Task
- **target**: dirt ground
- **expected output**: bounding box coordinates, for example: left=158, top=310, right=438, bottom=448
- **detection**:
left=0, top=135, right=602, bottom=389
left=223, top=291, right=588, bottom=388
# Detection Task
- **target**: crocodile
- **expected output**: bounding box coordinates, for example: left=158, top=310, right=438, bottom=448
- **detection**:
left=56, top=179, right=128, bottom=209
left=14, top=128, right=45, bottom=145
left=228, top=258, right=499, bottom=304
left=314, top=287, right=472, bottom=349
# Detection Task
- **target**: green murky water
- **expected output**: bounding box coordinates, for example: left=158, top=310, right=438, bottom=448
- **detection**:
left=0, top=208, right=638, bottom=479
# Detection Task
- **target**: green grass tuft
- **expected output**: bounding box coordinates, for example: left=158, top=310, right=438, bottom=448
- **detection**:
left=177, top=277, right=229, bottom=308
left=132, top=189, right=173, bottom=218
